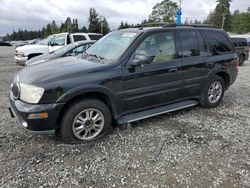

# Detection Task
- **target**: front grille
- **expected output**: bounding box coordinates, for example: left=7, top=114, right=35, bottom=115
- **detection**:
left=11, top=81, right=20, bottom=99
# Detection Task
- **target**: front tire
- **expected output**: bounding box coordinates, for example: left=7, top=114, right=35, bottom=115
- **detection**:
left=200, top=75, right=225, bottom=108
left=60, top=99, right=111, bottom=143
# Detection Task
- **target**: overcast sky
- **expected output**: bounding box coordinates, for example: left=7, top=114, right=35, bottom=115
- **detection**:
left=0, top=0, right=249, bottom=36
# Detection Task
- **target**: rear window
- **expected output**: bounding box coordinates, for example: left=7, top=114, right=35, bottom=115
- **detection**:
left=73, top=35, right=87, bottom=42
left=88, top=34, right=103, bottom=40
left=205, top=31, right=233, bottom=55
left=238, top=39, right=247, bottom=47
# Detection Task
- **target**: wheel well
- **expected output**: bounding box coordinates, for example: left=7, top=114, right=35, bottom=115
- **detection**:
left=28, top=53, right=42, bottom=59
left=55, top=92, right=114, bottom=133
left=216, top=72, right=230, bottom=89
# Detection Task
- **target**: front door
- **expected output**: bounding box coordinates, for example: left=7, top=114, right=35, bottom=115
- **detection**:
left=122, top=31, right=182, bottom=113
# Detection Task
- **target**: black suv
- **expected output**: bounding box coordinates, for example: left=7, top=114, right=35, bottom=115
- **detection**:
left=230, top=37, right=249, bottom=66
left=9, top=25, right=238, bottom=143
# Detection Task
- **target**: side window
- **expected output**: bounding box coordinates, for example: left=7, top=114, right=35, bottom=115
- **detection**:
left=51, top=34, right=66, bottom=46
left=197, top=32, right=208, bottom=56
left=133, top=31, right=176, bottom=64
left=73, top=35, right=87, bottom=42
left=89, top=35, right=103, bottom=40
left=180, top=31, right=200, bottom=58
left=231, top=38, right=238, bottom=47
left=205, top=31, right=233, bottom=55
left=72, top=46, right=84, bottom=54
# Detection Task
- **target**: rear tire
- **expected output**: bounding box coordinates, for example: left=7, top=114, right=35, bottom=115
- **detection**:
left=200, top=75, right=225, bottom=108
left=60, top=99, right=111, bottom=143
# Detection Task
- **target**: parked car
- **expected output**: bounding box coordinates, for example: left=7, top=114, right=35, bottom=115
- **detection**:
left=0, top=41, right=12, bottom=46
left=230, top=37, right=249, bottom=66
left=25, top=40, right=95, bottom=66
left=14, top=33, right=102, bottom=65
left=28, top=39, right=41, bottom=44
left=9, top=25, right=238, bottom=143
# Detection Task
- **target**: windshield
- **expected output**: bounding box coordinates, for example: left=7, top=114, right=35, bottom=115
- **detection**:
left=86, top=31, right=138, bottom=61
left=37, top=35, right=55, bottom=45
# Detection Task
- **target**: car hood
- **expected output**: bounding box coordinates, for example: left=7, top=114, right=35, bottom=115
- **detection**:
left=18, top=56, right=105, bottom=86
left=25, top=53, right=56, bottom=66
left=16, top=44, right=48, bottom=52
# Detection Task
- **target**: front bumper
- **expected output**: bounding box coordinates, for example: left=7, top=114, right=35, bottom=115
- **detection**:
left=9, top=94, right=65, bottom=134
left=14, top=55, right=28, bottom=65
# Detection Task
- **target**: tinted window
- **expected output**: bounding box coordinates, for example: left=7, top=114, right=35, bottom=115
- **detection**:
left=205, top=31, right=233, bottom=54
left=133, top=31, right=176, bottom=64
left=197, top=31, right=208, bottom=56
left=230, top=38, right=238, bottom=47
left=73, top=35, right=87, bottom=42
left=238, top=39, right=247, bottom=47
left=89, top=34, right=103, bottom=40
left=180, top=31, right=200, bottom=58
left=52, top=34, right=66, bottom=46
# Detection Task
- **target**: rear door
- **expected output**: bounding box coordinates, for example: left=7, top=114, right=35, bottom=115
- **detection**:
left=122, top=30, right=182, bottom=112
left=177, top=29, right=210, bottom=99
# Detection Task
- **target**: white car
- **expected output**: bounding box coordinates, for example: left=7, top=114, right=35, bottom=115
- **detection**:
left=14, top=33, right=102, bottom=65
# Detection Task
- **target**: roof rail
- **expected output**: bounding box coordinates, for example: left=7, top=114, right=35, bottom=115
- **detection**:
left=136, top=22, right=219, bottom=29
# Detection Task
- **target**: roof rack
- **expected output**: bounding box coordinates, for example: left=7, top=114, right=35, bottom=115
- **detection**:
left=137, top=22, right=219, bottom=29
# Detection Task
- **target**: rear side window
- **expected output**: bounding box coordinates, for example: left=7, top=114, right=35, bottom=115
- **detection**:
left=180, top=31, right=200, bottom=58
left=88, top=34, right=103, bottom=40
left=205, top=31, right=233, bottom=55
left=238, top=39, right=247, bottom=47
left=230, top=38, right=238, bottom=47
left=73, top=35, right=87, bottom=42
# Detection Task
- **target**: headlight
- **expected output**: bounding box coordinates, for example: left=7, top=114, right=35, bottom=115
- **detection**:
left=19, top=83, right=44, bottom=104
left=16, top=52, right=25, bottom=57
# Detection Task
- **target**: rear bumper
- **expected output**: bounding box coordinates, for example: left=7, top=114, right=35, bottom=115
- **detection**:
left=9, top=95, right=65, bottom=134
left=14, top=55, right=28, bottom=65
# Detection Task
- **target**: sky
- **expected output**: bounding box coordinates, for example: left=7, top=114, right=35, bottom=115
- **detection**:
left=0, top=0, right=249, bottom=36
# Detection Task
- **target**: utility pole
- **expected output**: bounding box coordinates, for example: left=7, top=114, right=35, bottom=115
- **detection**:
left=222, top=13, right=225, bottom=29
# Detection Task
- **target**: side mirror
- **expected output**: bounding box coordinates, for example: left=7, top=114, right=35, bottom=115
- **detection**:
left=129, top=54, right=152, bottom=67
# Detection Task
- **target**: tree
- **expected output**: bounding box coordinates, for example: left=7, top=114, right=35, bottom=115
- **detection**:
left=101, top=17, right=110, bottom=35
left=203, top=11, right=214, bottom=24
left=72, top=18, right=79, bottom=32
left=212, top=0, right=232, bottom=31
left=51, top=20, right=58, bottom=34
left=81, top=26, right=88, bottom=32
left=88, top=8, right=101, bottom=33
left=148, top=0, right=178, bottom=23
left=232, top=12, right=250, bottom=34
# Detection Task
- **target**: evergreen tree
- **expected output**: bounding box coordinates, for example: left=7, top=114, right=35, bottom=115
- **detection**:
left=148, top=0, right=178, bottom=23
left=101, top=17, right=110, bottom=35
left=88, top=8, right=101, bottom=33
left=212, top=0, right=232, bottom=31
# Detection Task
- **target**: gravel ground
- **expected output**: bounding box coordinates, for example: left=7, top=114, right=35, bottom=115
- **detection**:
left=0, top=46, right=250, bottom=187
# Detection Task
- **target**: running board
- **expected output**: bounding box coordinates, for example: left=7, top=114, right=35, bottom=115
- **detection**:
left=117, top=100, right=198, bottom=124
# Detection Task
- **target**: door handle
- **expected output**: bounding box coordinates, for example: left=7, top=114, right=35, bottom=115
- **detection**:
left=169, top=68, right=178, bottom=72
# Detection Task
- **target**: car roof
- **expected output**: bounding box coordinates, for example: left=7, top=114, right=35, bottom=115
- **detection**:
left=119, top=25, right=223, bottom=33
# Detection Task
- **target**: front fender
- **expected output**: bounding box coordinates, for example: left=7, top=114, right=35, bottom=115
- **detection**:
left=56, top=85, right=120, bottom=118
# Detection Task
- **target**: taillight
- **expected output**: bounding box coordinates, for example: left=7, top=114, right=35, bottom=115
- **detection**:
left=245, top=47, right=250, bottom=52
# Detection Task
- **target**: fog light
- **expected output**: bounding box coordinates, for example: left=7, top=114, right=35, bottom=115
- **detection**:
left=27, top=112, right=48, bottom=119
